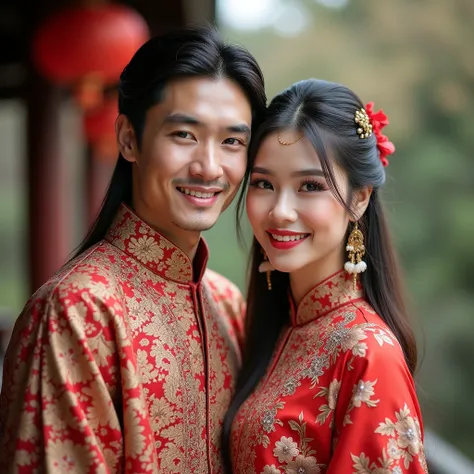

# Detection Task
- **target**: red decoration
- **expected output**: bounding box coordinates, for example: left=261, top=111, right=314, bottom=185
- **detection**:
left=365, top=102, right=395, bottom=167
left=83, top=98, right=118, bottom=160
left=32, top=5, right=148, bottom=108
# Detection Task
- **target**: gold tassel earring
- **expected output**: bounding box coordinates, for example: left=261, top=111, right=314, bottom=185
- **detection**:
left=258, top=249, right=274, bottom=291
left=344, top=222, right=367, bottom=290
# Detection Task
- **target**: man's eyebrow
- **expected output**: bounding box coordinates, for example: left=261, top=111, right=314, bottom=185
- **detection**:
left=227, top=124, right=251, bottom=135
left=163, top=113, right=200, bottom=125
left=164, top=113, right=250, bottom=135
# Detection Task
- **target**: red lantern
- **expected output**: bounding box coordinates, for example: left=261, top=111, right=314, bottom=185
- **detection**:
left=83, top=98, right=119, bottom=161
left=32, top=5, right=149, bottom=108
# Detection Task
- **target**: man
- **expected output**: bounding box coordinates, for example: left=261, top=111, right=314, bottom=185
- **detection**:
left=0, top=26, right=266, bottom=473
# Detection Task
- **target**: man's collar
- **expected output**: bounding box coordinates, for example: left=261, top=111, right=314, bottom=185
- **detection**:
left=105, top=203, right=209, bottom=284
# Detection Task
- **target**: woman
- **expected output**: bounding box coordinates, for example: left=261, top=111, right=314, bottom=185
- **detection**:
left=223, top=79, right=428, bottom=473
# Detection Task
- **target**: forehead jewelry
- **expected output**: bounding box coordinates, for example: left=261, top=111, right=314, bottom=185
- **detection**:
left=277, top=131, right=304, bottom=146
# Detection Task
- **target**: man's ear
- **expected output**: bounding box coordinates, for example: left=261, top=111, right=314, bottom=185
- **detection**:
left=351, top=186, right=372, bottom=221
left=116, top=114, right=139, bottom=163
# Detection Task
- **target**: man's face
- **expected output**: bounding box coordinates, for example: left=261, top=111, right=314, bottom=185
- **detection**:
left=118, top=76, right=252, bottom=250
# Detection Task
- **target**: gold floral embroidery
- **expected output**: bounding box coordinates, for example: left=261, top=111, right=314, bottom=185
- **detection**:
left=351, top=404, right=427, bottom=473
left=261, top=465, right=282, bottom=474
left=315, top=379, right=341, bottom=427
left=262, top=412, right=325, bottom=474
left=325, top=325, right=368, bottom=363
left=344, top=379, right=380, bottom=426
left=273, top=436, right=299, bottom=462
left=351, top=452, right=395, bottom=474
left=302, top=352, right=330, bottom=387
left=263, top=403, right=285, bottom=433
left=281, top=377, right=300, bottom=396
left=158, top=441, right=185, bottom=473
left=286, top=455, right=321, bottom=474
left=136, top=349, right=160, bottom=383
left=372, top=328, right=396, bottom=347
left=46, top=438, right=95, bottom=472
left=352, top=380, right=379, bottom=408
left=1, top=203, right=245, bottom=473
left=200, top=281, right=243, bottom=470
left=105, top=204, right=197, bottom=283
left=165, top=252, right=193, bottom=282
left=128, top=236, right=164, bottom=264
left=296, top=271, right=363, bottom=325
left=259, top=400, right=285, bottom=448
left=374, top=404, right=424, bottom=466
left=149, top=395, right=177, bottom=431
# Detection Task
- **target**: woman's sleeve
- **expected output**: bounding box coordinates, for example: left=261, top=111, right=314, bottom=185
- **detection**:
left=327, top=327, right=429, bottom=474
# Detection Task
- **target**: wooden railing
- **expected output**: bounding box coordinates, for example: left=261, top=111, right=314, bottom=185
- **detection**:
left=425, top=429, right=474, bottom=474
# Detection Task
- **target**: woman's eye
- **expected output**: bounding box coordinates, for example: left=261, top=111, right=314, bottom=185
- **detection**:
left=300, top=181, right=325, bottom=192
left=250, top=179, right=273, bottom=190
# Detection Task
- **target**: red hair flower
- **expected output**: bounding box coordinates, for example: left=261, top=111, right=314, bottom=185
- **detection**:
left=365, top=102, right=395, bottom=167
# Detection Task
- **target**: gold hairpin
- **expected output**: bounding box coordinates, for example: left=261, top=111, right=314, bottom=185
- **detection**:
left=355, top=108, right=373, bottom=139
left=277, top=131, right=304, bottom=146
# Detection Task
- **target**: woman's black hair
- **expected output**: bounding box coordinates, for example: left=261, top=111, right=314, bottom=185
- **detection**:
left=222, top=79, right=416, bottom=471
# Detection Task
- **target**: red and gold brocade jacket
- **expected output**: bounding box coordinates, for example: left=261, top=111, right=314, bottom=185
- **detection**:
left=0, top=204, right=245, bottom=473
left=231, top=271, right=428, bottom=474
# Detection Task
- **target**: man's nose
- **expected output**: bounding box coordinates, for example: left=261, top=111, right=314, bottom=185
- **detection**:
left=189, top=142, right=224, bottom=181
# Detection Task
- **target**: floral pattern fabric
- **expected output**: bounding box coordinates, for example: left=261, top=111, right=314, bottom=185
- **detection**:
left=0, top=204, right=245, bottom=473
left=231, top=271, right=428, bottom=474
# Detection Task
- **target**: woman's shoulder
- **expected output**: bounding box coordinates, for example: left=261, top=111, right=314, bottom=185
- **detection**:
left=341, top=299, right=396, bottom=335
left=320, top=299, right=407, bottom=367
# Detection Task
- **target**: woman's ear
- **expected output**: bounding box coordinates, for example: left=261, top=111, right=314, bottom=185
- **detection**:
left=351, top=186, right=373, bottom=221
left=116, top=114, right=139, bottom=163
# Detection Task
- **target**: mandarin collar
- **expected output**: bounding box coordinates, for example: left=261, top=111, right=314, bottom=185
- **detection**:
left=105, top=203, right=209, bottom=284
left=291, top=270, right=364, bottom=326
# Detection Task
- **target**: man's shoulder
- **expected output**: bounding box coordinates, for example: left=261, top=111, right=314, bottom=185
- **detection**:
left=33, top=241, right=122, bottom=304
left=203, top=268, right=244, bottom=303
left=203, top=269, right=246, bottom=345
left=11, top=242, right=125, bottom=338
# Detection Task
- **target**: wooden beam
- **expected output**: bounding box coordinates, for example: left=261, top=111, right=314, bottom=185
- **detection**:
left=126, top=0, right=186, bottom=35
left=0, top=2, right=27, bottom=99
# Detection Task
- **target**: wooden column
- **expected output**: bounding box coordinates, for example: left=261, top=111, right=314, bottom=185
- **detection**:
left=24, top=0, right=73, bottom=294
left=26, top=72, right=71, bottom=293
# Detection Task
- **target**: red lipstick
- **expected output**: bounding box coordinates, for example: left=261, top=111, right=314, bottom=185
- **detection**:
left=266, top=229, right=310, bottom=250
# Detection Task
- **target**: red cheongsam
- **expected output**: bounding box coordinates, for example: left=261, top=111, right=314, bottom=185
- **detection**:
left=231, top=271, right=428, bottom=474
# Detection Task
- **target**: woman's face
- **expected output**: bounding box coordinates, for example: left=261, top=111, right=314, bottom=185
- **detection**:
left=246, top=130, right=366, bottom=283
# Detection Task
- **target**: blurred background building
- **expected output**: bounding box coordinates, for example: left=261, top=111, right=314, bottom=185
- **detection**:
left=0, top=0, right=473, bottom=469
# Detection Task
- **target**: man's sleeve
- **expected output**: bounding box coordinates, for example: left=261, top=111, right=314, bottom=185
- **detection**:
left=0, top=289, right=124, bottom=473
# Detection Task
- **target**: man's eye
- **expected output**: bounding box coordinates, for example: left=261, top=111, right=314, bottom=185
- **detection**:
left=224, top=138, right=244, bottom=146
left=174, top=131, right=192, bottom=139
